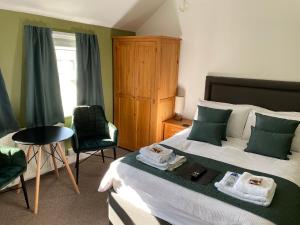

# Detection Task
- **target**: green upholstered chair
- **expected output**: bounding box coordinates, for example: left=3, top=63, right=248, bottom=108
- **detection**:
left=0, top=146, right=29, bottom=209
left=71, top=105, right=118, bottom=184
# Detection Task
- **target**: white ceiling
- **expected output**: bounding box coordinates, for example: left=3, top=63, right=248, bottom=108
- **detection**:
left=0, top=0, right=166, bottom=31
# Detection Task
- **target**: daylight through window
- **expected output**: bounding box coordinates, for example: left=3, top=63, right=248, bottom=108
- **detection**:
left=53, top=32, right=77, bottom=117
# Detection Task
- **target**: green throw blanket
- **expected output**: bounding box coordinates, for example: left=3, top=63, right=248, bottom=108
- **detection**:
left=121, top=145, right=300, bottom=225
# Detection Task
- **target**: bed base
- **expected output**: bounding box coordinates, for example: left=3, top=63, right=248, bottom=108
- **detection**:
left=108, top=189, right=171, bottom=225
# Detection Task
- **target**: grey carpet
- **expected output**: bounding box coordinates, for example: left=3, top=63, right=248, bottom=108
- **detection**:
left=0, top=148, right=129, bottom=225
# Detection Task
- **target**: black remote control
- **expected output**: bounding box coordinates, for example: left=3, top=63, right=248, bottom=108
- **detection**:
left=191, top=167, right=207, bottom=181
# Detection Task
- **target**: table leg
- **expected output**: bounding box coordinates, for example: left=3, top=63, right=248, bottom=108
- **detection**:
left=56, top=143, right=80, bottom=194
left=49, top=144, right=59, bottom=178
left=34, top=146, right=42, bottom=214
left=17, top=145, right=33, bottom=194
left=27, top=145, right=33, bottom=161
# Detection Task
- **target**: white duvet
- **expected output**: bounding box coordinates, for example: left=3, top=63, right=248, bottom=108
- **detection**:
left=99, top=128, right=300, bottom=225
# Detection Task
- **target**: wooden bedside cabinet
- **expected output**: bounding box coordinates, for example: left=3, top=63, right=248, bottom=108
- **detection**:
left=162, top=118, right=193, bottom=140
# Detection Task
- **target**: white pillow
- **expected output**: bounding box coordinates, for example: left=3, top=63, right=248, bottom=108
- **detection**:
left=242, top=108, right=272, bottom=140
left=242, top=109, right=300, bottom=152
left=195, top=100, right=251, bottom=138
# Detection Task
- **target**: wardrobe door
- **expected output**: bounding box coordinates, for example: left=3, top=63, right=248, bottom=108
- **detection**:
left=156, top=38, right=181, bottom=141
left=114, top=41, right=136, bottom=150
left=116, top=97, right=135, bottom=149
left=134, top=41, right=157, bottom=149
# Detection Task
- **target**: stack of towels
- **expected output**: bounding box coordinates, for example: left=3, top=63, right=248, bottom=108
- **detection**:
left=136, top=144, right=186, bottom=171
left=215, top=171, right=277, bottom=207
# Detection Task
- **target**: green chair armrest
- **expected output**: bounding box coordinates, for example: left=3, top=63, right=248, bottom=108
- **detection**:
left=108, top=122, right=118, bottom=145
left=70, top=124, right=79, bottom=151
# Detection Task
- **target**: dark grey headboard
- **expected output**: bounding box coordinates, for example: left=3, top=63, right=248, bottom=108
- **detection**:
left=204, top=75, right=300, bottom=112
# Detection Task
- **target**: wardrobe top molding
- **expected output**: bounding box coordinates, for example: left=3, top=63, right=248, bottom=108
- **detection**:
left=112, top=35, right=181, bottom=41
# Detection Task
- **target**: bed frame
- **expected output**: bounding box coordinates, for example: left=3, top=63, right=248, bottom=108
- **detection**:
left=108, top=74, right=300, bottom=225
left=205, top=73, right=300, bottom=112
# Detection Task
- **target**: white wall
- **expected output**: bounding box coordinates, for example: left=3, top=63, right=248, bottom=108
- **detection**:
left=137, top=0, right=300, bottom=119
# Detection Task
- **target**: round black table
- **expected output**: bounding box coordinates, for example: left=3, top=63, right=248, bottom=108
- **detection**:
left=12, top=126, right=80, bottom=214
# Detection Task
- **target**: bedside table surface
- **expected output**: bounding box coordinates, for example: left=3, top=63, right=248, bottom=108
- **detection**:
left=163, top=118, right=193, bottom=127
left=162, top=118, right=192, bottom=140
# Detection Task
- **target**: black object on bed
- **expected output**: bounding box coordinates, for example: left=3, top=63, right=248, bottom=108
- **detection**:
left=178, top=162, right=220, bottom=185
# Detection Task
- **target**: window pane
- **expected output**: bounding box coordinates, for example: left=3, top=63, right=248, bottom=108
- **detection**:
left=53, top=32, right=77, bottom=117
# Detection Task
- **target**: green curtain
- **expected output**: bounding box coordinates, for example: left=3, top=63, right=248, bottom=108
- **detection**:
left=0, top=69, right=19, bottom=138
left=76, top=33, right=104, bottom=107
left=24, top=25, right=64, bottom=127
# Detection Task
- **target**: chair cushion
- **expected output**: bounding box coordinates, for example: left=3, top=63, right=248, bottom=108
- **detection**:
left=73, top=105, right=110, bottom=139
left=0, top=166, right=25, bottom=189
left=76, top=137, right=116, bottom=152
left=0, top=147, right=27, bottom=168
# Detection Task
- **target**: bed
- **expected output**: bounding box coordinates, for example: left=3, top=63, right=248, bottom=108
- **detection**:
left=99, top=74, right=300, bottom=225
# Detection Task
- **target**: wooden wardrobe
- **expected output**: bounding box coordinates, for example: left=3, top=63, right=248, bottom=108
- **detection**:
left=113, top=36, right=181, bottom=151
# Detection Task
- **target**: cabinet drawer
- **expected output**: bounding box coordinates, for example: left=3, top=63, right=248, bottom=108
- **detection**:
left=163, top=124, right=184, bottom=139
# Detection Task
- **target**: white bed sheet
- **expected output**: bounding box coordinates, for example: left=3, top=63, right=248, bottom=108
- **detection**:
left=99, top=128, right=300, bottom=225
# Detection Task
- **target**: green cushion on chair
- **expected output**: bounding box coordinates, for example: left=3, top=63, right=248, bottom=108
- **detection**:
left=0, top=166, right=25, bottom=189
left=0, top=146, right=27, bottom=168
left=0, top=146, right=27, bottom=189
left=77, top=137, right=116, bottom=152
left=0, top=151, right=11, bottom=166
left=73, top=106, right=110, bottom=139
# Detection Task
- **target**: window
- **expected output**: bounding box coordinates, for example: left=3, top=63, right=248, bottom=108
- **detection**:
left=52, top=32, right=77, bottom=117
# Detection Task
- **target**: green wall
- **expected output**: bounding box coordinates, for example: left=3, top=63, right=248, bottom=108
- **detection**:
left=0, top=9, right=134, bottom=125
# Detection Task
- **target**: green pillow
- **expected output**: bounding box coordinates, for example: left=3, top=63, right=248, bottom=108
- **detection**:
left=187, top=120, right=225, bottom=146
left=197, top=106, right=232, bottom=140
left=255, top=113, right=300, bottom=134
left=245, top=127, right=294, bottom=160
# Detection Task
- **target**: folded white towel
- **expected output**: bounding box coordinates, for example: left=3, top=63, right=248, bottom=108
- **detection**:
left=218, top=172, right=277, bottom=203
left=136, top=153, right=186, bottom=171
left=167, top=155, right=187, bottom=171
left=217, top=171, right=240, bottom=188
left=139, top=144, right=174, bottom=164
left=136, top=154, right=169, bottom=170
left=215, top=172, right=276, bottom=207
left=234, top=172, right=275, bottom=198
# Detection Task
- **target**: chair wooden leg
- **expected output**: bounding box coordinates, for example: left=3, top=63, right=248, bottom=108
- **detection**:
left=20, top=174, right=30, bottom=209
left=75, top=153, right=80, bottom=184
left=113, top=147, right=116, bottom=160
left=101, top=149, right=105, bottom=163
